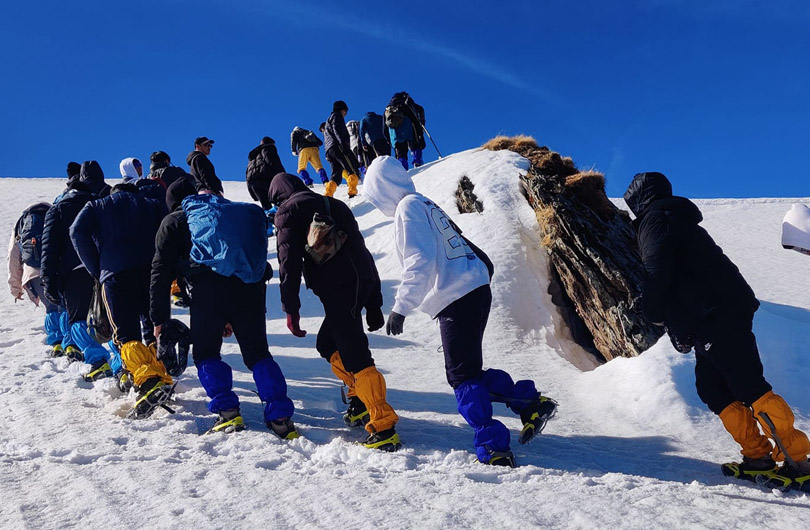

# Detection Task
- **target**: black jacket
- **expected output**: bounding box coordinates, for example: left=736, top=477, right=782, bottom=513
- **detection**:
left=246, top=141, right=286, bottom=210
left=70, top=187, right=164, bottom=283
left=186, top=150, right=223, bottom=194
left=624, top=172, right=759, bottom=339
left=290, top=127, right=323, bottom=155
left=323, top=112, right=350, bottom=154
left=78, top=161, right=111, bottom=198
left=40, top=182, right=96, bottom=298
left=148, top=165, right=191, bottom=190
left=269, top=173, right=382, bottom=315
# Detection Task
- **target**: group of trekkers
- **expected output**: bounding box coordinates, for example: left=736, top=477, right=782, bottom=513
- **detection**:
left=7, top=93, right=558, bottom=465
left=6, top=97, right=810, bottom=490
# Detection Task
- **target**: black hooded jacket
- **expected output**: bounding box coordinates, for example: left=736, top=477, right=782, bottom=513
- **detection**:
left=269, top=173, right=382, bottom=315
left=186, top=150, right=223, bottom=194
left=624, top=172, right=759, bottom=338
left=40, top=181, right=96, bottom=298
left=78, top=160, right=110, bottom=198
left=290, top=127, right=323, bottom=154
left=246, top=141, right=285, bottom=210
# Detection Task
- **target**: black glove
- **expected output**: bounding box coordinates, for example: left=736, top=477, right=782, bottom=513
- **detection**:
left=366, top=307, right=384, bottom=332
left=385, top=312, right=405, bottom=336
left=666, top=328, right=693, bottom=354
left=44, top=285, right=61, bottom=306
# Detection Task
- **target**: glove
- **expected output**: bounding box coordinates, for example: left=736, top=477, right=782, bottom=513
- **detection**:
left=667, top=329, right=693, bottom=354
left=365, top=307, right=384, bottom=332
left=385, top=312, right=405, bottom=336
left=286, top=312, right=307, bottom=337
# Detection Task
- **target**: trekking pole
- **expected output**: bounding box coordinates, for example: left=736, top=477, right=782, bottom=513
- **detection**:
left=420, top=123, right=443, bottom=159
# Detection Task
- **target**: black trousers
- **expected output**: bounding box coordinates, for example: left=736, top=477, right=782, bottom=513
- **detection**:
left=60, top=267, right=95, bottom=325
left=325, top=146, right=360, bottom=184
left=693, top=313, right=772, bottom=414
left=315, top=288, right=374, bottom=374
left=438, top=284, right=489, bottom=388
left=102, top=266, right=154, bottom=346
left=189, top=271, right=271, bottom=371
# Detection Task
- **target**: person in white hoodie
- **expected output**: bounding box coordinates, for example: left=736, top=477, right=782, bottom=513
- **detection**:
left=363, top=156, right=557, bottom=467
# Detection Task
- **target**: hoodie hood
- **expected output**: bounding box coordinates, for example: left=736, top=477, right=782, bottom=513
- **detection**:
left=79, top=161, right=106, bottom=194
left=166, top=176, right=197, bottom=212
left=120, top=157, right=142, bottom=182
left=623, top=171, right=673, bottom=218
left=364, top=156, right=416, bottom=217
left=267, top=172, right=314, bottom=205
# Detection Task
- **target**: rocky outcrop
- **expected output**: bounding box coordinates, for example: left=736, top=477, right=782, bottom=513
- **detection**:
left=482, top=136, right=663, bottom=361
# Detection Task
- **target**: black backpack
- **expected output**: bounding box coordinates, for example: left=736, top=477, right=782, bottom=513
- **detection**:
left=87, top=280, right=113, bottom=344
left=15, top=203, right=50, bottom=268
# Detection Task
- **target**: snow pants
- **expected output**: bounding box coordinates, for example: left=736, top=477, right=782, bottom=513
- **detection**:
left=439, top=285, right=540, bottom=462
left=316, top=288, right=398, bottom=433
left=325, top=146, right=360, bottom=186
left=26, top=277, right=65, bottom=345
left=103, top=266, right=167, bottom=387
left=297, top=146, right=324, bottom=172
left=189, top=271, right=294, bottom=421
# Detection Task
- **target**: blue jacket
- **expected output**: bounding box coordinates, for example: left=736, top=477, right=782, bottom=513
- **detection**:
left=70, top=187, right=165, bottom=283
left=359, top=112, right=388, bottom=145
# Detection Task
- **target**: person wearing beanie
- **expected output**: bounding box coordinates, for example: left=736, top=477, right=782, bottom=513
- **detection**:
left=147, top=151, right=192, bottom=191
left=149, top=179, right=297, bottom=437
left=290, top=126, right=328, bottom=186
left=186, top=137, right=224, bottom=195
left=322, top=100, right=361, bottom=198
left=41, top=177, right=112, bottom=378
left=71, top=181, right=172, bottom=417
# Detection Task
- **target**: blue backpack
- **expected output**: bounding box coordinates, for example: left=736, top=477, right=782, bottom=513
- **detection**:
left=182, top=194, right=269, bottom=283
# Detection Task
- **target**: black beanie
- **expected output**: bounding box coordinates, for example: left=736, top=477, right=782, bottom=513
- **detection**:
left=332, top=100, right=348, bottom=113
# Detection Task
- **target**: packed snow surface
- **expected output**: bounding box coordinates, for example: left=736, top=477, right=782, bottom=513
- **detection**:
left=1, top=149, right=808, bottom=529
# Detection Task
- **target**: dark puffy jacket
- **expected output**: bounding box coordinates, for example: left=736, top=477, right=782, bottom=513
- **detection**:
left=186, top=150, right=223, bottom=194
left=290, top=127, right=323, bottom=155
left=148, top=164, right=191, bottom=190
left=70, top=187, right=165, bottom=283
left=359, top=112, right=388, bottom=146
left=246, top=141, right=286, bottom=210
left=624, top=172, right=759, bottom=337
left=269, top=173, right=382, bottom=315
left=323, top=111, right=350, bottom=154
left=40, top=182, right=96, bottom=297
left=78, top=160, right=111, bottom=198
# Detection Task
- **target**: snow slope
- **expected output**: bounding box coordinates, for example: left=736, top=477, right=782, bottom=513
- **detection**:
left=0, top=150, right=808, bottom=529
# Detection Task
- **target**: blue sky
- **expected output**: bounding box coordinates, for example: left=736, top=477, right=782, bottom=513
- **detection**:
left=1, top=0, right=808, bottom=198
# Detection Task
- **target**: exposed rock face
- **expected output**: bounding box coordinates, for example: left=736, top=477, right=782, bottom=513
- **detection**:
left=456, top=175, right=484, bottom=214
left=482, top=136, right=663, bottom=361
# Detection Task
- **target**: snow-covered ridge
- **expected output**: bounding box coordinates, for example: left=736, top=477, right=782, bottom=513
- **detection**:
left=0, top=149, right=807, bottom=528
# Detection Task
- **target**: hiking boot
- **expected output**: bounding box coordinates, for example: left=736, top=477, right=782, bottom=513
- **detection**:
left=479, top=447, right=516, bottom=468
left=83, top=362, right=113, bottom=382
left=518, top=396, right=558, bottom=444
left=211, top=408, right=246, bottom=434
left=116, top=370, right=134, bottom=393
left=362, top=428, right=401, bottom=452
left=128, top=377, right=174, bottom=419
left=721, top=455, right=778, bottom=483
left=267, top=417, right=300, bottom=440
left=65, top=345, right=83, bottom=363
left=343, top=396, right=370, bottom=427
left=50, top=343, right=64, bottom=358
left=758, top=459, right=810, bottom=492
